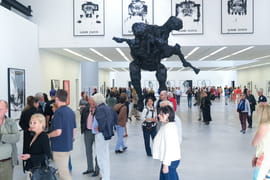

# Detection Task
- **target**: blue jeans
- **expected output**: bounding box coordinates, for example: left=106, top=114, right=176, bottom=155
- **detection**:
left=142, top=126, right=157, bottom=156
left=160, top=160, right=180, bottom=180
left=187, top=97, right=192, bottom=108
left=115, top=125, right=126, bottom=150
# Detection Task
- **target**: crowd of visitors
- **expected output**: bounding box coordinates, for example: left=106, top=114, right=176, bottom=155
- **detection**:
left=1, top=83, right=270, bottom=180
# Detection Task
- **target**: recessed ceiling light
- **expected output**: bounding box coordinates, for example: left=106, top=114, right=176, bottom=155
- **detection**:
left=253, top=55, right=270, bottom=60
left=63, top=48, right=95, bottom=62
left=178, top=67, right=185, bottom=72
left=116, top=48, right=130, bottom=62
left=90, top=48, right=112, bottom=62
left=185, top=47, right=200, bottom=59
left=236, top=62, right=270, bottom=70
left=216, top=46, right=254, bottom=61
left=199, top=47, right=227, bottom=61
left=110, top=68, right=118, bottom=72
left=210, top=67, right=225, bottom=71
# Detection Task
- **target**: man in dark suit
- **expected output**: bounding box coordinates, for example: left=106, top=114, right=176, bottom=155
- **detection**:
left=246, top=90, right=257, bottom=128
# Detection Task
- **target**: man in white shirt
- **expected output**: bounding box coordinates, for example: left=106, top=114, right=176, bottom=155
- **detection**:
left=175, top=87, right=182, bottom=105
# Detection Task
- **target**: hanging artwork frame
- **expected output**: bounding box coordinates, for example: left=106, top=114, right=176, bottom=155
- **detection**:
left=172, top=0, right=203, bottom=35
left=122, top=0, right=154, bottom=35
left=51, top=79, right=60, bottom=90
left=221, top=0, right=254, bottom=34
left=73, top=0, right=105, bottom=36
left=7, top=68, right=25, bottom=119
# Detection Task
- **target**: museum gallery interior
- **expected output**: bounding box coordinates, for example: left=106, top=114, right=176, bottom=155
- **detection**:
left=1, top=0, right=270, bottom=180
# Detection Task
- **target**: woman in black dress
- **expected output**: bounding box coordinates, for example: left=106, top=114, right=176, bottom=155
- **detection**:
left=19, top=96, right=39, bottom=153
left=19, top=96, right=39, bottom=171
left=20, top=114, right=51, bottom=175
left=200, top=91, right=212, bottom=125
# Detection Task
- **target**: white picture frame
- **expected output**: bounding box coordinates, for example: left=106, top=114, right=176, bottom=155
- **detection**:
left=221, top=0, right=254, bottom=34
left=172, top=0, right=203, bottom=35
left=73, top=0, right=105, bottom=36
left=122, top=0, right=154, bottom=36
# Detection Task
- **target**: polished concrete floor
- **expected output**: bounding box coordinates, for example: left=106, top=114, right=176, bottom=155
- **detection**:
left=13, top=97, right=256, bottom=180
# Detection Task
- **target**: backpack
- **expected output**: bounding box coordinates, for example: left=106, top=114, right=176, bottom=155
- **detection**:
left=237, top=99, right=245, bottom=112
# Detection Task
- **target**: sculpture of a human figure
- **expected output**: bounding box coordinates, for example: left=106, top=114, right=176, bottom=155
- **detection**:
left=113, top=16, right=200, bottom=111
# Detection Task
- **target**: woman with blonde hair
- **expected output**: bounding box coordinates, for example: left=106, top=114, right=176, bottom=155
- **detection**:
left=252, top=103, right=270, bottom=180
left=20, top=114, right=52, bottom=179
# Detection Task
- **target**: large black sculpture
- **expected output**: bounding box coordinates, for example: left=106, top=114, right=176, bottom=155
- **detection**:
left=113, top=16, right=200, bottom=111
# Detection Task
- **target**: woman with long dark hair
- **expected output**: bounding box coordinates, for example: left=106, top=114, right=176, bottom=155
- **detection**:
left=19, top=96, right=39, bottom=171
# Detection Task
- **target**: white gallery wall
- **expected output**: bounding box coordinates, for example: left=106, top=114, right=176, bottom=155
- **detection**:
left=237, top=66, right=270, bottom=99
left=99, top=70, right=110, bottom=94
left=0, top=6, right=41, bottom=100
left=109, top=71, right=237, bottom=90
left=39, top=50, right=81, bottom=110
left=20, top=0, right=270, bottom=48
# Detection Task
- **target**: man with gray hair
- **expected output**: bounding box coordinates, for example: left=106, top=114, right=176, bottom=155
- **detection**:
left=257, top=88, right=267, bottom=103
left=92, top=93, right=117, bottom=180
left=35, top=92, right=46, bottom=114
left=0, top=100, right=20, bottom=180
left=156, top=90, right=168, bottom=113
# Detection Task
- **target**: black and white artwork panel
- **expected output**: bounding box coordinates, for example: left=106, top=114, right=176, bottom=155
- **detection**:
left=8, top=68, right=25, bottom=119
left=221, top=0, right=253, bottom=34
left=73, top=0, right=104, bottom=36
left=122, top=0, right=153, bottom=35
left=51, top=79, right=60, bottom=90
left=172, top=0, right=203, bottom=34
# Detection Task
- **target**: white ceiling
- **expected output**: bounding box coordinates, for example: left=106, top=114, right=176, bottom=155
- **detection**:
left=44, top=45, right=270, bottom=72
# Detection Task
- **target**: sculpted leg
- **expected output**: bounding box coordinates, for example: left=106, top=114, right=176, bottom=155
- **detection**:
left=174, top=44, right=200, bottom=74
left=156, top=64, right=167, bottom=92
left=130, top=62, right=144, bottom=112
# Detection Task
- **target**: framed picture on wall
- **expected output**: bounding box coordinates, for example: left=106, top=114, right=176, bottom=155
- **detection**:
left=73, top=0, right=105, bottom=36
left=122, top=0, right=153, bottom=35
left=8, top=68, right=25, bottom=119
left=172, top=0, right=203, bottom=35
left=51, top=79, right=60, bottom=90
left=221, top=0, right=254, bottom=34
left=63, top=80, right=70, bottom=105
left=247, top=80, right=252, bottom=92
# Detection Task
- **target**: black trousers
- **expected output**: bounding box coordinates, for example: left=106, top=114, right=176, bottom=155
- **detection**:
left=247, top=110, right=254, bottom=127
left=142, top=126, right=157, bottom=156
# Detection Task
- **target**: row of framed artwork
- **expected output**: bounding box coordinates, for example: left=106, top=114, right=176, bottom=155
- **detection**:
left=73, top=0, right=254, bottom=36
left=7, top=68, right=71, bottom=119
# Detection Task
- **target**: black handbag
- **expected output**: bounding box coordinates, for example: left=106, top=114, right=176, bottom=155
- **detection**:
left=30, top=156, right=57, bottom=180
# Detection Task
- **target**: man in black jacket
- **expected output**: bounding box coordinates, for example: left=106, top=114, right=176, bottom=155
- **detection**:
left=246, top=90, right=257, bottom=128
left=80, top=96, right=99, bottom=176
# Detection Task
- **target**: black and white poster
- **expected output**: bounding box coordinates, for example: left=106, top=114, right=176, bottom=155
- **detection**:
left=51, top=79, right=60, bottom=90
left=122, top=0, right=153, bottom=35
left=73, top=0, right=104, bottom=36
left=8, top=68, right=25, bottom=119
left=172, top=0, right=203, bottom=35
left=221, top=0, right=253, bottom=34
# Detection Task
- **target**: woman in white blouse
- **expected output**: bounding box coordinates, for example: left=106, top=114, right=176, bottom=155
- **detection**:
left=153, top=105, right=181, bottom=180
left=252, top=103, right=270, bottom=180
